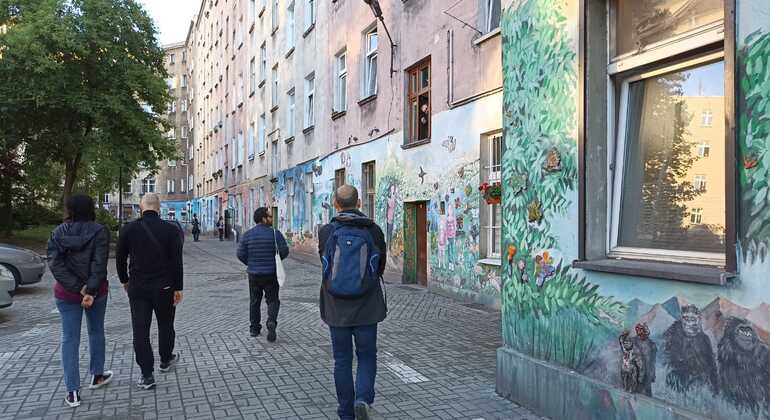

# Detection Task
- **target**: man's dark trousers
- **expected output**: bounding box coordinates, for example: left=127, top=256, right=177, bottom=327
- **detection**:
left=329, top=324, right=378, bottom=420
left=129, top=287, right=175, bottom=377
left=248, top=274, right=280, bottom=333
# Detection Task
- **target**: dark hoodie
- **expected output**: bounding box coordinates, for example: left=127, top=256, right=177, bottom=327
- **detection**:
left=317, top=210, right=387, bottom=327
left=47, top=221, right=110, bottom=296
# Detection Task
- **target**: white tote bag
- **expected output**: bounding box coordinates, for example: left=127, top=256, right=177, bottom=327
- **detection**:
left=273, top=229, right=286, bottom=287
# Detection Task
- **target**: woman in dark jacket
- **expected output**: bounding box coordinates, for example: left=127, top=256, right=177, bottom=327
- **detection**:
left=47, top=194, right=113, bottom=408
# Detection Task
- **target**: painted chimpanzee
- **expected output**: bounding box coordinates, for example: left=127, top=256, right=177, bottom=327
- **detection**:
left=631, top=323, right=657, bottom=397
left=718, top=317, right=770, bottom=414
left=662, top=305, right=718, bottom=394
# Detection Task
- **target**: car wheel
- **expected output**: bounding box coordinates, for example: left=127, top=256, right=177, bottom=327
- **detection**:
left=1, top=264, right=20, bottom=295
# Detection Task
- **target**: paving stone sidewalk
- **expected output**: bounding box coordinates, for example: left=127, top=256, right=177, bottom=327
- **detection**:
left=0, top=238, right=543, bottom=420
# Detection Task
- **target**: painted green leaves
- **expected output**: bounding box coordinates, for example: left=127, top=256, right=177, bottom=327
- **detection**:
left=739, top=29, right=770, bottom=259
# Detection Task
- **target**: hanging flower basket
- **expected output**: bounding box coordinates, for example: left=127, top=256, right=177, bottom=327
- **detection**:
left=479, top=182, right=502, bottom=205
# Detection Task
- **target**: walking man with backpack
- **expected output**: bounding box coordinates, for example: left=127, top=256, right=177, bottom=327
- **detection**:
left=318, top=185, right=387, bottom=420
left=116, top=193, right=183, bottom=390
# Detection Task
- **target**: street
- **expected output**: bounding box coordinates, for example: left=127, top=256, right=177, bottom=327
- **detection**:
left=0, top=238, right=540, bottom=420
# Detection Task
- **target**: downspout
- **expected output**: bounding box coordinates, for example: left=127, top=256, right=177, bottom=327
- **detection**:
left=446, top=29, right=454, bottom=107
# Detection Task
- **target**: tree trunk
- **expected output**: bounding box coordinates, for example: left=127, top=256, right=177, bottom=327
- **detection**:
left=62, top=152, right=83, bottom=217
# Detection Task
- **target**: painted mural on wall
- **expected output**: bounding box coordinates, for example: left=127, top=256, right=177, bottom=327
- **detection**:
left=270, top=116, right=503, bottom=298
left=500, top=0, right=770, bottom=418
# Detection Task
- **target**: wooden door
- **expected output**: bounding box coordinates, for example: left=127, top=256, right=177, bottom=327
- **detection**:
left=416, top=202, right=428, bottom=287
left=403, top=201, right=428, bottom=286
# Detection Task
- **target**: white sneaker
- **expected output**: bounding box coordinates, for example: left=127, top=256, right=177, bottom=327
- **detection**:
left=89, top=370, right=114, bottom=390
left=64, top=390, right=81, bottom=408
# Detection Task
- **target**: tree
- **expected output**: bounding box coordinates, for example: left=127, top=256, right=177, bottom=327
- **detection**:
left=0, top=0, right=175, bottom=216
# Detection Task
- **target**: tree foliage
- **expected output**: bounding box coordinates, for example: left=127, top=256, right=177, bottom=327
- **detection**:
left=0, top=0, right=175, bottom=224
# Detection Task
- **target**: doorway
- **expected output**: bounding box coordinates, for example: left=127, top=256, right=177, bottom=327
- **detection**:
left=403, top=201, right=428, bottom=286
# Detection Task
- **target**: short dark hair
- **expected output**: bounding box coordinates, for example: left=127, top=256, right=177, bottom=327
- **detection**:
left=335, top=185, right=359, bottom=210
left=253, top=207, right=271, bottom=224
left=65, top=194, right=96, bottom=222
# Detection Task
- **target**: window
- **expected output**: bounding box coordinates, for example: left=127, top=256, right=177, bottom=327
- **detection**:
left=142, top=177, right=156, bottom=194
left=250, top=57, right=257, bottom=94
left=260, top=43, right=267, bottom=82
left=181, top=177, right=186, bottom=192
left=170, top=53, right=175, bottom=64
left=362, top=161, right=376, bottom=219
left=702, top=110, right=714, bottom=127
left=690, top=208, right=704, bottom=224
left=271, top=65, right=279, bottom=108
left=693, top=175, right=707, bottom=192
left=334, top=51, right=347, bottom=113
left=238, top=130, right=244, bottom=165
left=125, top=181, right=132, bottom=194
left=168, top=159, right=177, bottom=167
left=363, top=28, right=378, bottom=97
left=181, top=100, right=188, bottom=112
left=287, top=2, right=295, bottom=51
left=189, top=175, right=193, bottom=191
left=483, top=0, right=501, bottom=33
left=181, top=126, right=188, bottom=138
left=482, top=133, right=502, bottom=258
left=407, top=59, right=431, bottom=143
left=697, top=142, right=711, bottom=158
left=248, top=122, right=255, bottom=159
left=335, top=168, right=346, bottom=189
left=272, top=0, right=279, bottom=32
left=167, top=179, right=176, bottom=194
left=182, top=75, right=188, bottom=87
left=170, top=101, right=176, bottom=113
left=287, top=89, right=296, bottom=137
left=250, top=0, right=256, bottom=23
left=258, top=113, right=266, bottom=154
left=305, top=73, right=315, bottom=128
left=607, top=0, right=726, bottom=265
left=304, top=0, right=315, bottom=31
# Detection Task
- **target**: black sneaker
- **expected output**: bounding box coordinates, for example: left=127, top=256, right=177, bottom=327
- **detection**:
left=250, top=327, right=261, bottom=337
left=354, top=401, right=371, bottom=420
left=64, top=390, right=81, bottom=408
left=89, top=370, right=114, bottom=390
left=159, top=354, right=180, bottom=373
left=266, top=322, right=277, bottom=342
left=137, top=376, right=156, bottom=390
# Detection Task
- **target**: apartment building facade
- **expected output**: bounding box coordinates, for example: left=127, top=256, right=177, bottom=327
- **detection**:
left=184, top=0, right=504, bottom=304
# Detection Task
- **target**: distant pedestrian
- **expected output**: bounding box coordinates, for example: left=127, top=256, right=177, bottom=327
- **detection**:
left=47, top=194, right=114, bottom=408
left=116, top=193, right=184, bottom=391
left=216, top=216, right=225, bottom=241
left=237, top=207, right=289, bottom=342
left=318, top=185, right=387, bottom=420
left=191, top=214, right=201, bottom=242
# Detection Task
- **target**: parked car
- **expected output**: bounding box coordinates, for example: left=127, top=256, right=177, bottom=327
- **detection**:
left=0, top=264, right=15, bottom=308
left=0, top=243, right=46, bottom=291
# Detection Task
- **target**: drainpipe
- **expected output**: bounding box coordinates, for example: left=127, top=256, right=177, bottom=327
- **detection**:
left=446, top=29, right=454, bottom=107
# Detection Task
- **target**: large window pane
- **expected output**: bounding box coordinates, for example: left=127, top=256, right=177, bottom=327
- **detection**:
left=618, top=60, right=724, bottom=254
left=614, top=0, right=723, bottom=57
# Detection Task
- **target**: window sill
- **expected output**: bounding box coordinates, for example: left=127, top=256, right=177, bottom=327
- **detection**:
left=258, top=79, right=266, bottom=88
left=249, top=23, right=255, bottom=34
left=474, top=28, right=501, bottom=46
left=270, top=105, right=279, bottom=113
left=331, top=110, right=347, bottom=120
left=272, top=26, right=279, bottom=36
left=478, top=258, right=501, bottom=267
left=249, top=91, right=256, bottom=98
left=258, top=7, right=265, bottom=18
left=285, top=136, right=295, bottom=144
left=285, top=47, right=295, bottom=58
left=357, top=94, right=377, bottom=106
left=572, top=258, right=735, bottom=286
left=401, top=138, right=431, bottom=150
left=303, top=23, right=315, bottom=38
left=259, top=151, right=266, bottom=158
left=303, top=125, right=315, bottom=135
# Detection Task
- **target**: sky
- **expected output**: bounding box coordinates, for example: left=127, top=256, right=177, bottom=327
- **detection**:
left=137, top=0, right=200, bottom=46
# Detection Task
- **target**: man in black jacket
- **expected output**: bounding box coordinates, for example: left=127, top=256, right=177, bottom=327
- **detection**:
left=116, top=193, right=184, bottom=390
left=318, top=185, right=387, bottom=420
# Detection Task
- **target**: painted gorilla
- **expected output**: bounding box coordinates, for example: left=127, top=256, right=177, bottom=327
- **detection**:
left=718, top=317, right=770, bottom=414
left=662, top=305, right=718, bottom=394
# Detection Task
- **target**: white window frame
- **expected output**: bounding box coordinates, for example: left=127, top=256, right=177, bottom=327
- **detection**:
left=608, top=49, right=726, bottom=267
left=334, top=50, right=347, bottom=113
left=304, top=0, right=315, bottom=31
left=168, top=159, right=177, bottom=167
left=250, top=57, right=257, bottom=94
left=693, top=175, right=707, bottom=192
left=482, top=133, right=502, bottom=259
left=697, top=142, right=711, bottom=158
left=249, top=0, right=256, bottom=24
left=690, top=208, right=704, bottom=224
left=287, top=88, right=296, bottom=137
left=702, top=109, right=714, bottom=127
left=363, top=28, right=378, bottom=97
left=238, top=130, right=244, bottom=165
left=143, top=177, right=156, bottom=194
left=271, top=65, right=279, bottom=108
left=287, top=2, right=295, bottom=51
left=181, top=177, right=185, bottom=192
left=272, top=0, right=279, bottom=32
left=484, top=0, right=501, bottom=34
left=304, top=73, right=315, bottom=128
left=258, top=113, right=266, bottom=154
left=248, top=122, right=255, bottom=159
left=260, top=43, right=267, bottom=82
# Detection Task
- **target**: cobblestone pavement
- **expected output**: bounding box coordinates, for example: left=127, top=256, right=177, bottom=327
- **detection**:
left=0, top=238, right=543, bottom=420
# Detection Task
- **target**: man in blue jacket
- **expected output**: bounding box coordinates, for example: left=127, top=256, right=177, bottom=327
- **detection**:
left=237, top=207, right=289, bottom=342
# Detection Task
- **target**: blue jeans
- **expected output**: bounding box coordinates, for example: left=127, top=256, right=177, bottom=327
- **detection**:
left=56, top=296, right=107, bottom=392
left=329, top=324, right=378, bottom=420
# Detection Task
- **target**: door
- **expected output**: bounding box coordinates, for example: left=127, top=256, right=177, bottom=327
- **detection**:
left=403, top=201, right=428, bottom=286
